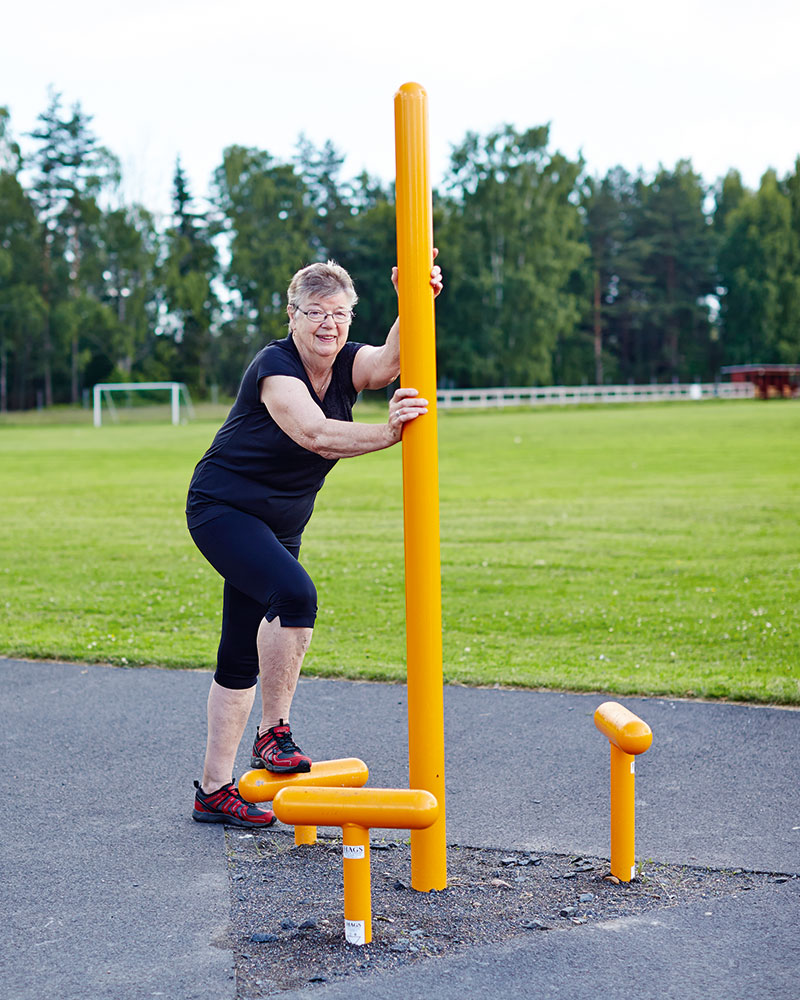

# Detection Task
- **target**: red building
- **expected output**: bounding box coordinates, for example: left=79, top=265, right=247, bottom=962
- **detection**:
left=720, top=364, right=800, bottom=398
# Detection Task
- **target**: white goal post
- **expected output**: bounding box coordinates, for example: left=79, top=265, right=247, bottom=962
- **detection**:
left=92, top=381, right=195, bottom=427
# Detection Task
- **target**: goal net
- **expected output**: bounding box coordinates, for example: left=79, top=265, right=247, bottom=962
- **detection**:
left=92, top=382, right=195, bottom=427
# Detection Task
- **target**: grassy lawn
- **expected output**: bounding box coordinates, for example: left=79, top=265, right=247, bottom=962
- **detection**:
left=1, top=399, right=797, bottom=704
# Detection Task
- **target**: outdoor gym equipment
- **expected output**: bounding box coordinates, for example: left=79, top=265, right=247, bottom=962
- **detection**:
left=236, top=82, right=446, bottom=948
left=395, top=80, right=447, bottom=892
left=272, top=786, right=439, bottom=945
left=594, top=701, right=653, bottom=881
left=238, top=758, right=369, bottom=845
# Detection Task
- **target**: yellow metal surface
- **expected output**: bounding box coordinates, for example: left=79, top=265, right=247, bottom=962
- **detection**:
left=294, top=825, right=317, bottom=846
left=342, top=825, right=372, bottom=945
left=237, top=758, right=369, bottom=803
left=594, top=701, right=653, bottom=755
left=609, top=743, right=637, bottom=881
left=272, top=786, right=439, bottom=831
left=394, top=79, right=448, bottom=893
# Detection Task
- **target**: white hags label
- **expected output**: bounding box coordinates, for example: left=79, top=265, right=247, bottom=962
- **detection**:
left=631, top=760, right=636, bottom=774
left=345, top=919, right=366, bottom=945
left=343, top=844, right=365, bottom=859
left=631, top=865, right=636, bottom=881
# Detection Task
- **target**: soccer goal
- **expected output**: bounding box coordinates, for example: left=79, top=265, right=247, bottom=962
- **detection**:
left=92, top=382, right=195, bottom=427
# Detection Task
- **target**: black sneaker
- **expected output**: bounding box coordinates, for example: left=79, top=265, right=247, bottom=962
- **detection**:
left=250, top=720, right=312, bottom=773
left=192, top=780, right=276, bottom=827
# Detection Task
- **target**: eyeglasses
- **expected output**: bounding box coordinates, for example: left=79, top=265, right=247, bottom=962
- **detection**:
left=294, top=306, right=354, bottom=325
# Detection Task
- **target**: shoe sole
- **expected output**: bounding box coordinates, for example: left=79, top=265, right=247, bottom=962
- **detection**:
left=250, top=754, right=312, bottom=774
left=192, top=808, right=276, bottom=828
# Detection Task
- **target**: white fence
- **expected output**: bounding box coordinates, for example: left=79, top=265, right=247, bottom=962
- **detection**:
left=436, top=382, right=755, bottom=410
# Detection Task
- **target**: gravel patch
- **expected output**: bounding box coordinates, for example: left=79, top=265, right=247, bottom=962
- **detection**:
left=222, top=827, right=786, bottom=997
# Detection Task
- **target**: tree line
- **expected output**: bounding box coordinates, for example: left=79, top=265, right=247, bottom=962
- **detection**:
left=1, top=93, right=799, bottom=410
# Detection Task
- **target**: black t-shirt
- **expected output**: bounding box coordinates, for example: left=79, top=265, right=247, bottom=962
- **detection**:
left=186, top=335, right=365, bottom=545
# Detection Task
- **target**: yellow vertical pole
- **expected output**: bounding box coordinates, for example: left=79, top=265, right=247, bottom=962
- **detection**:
left=342, top=824, right=372, bottom=945
left=594, top=701, right=652, bottom=883
left=609, top=743, right=637, bottom=882
left=394, top=81, right=447, bottom=892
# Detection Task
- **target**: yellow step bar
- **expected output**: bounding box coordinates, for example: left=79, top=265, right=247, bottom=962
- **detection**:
left=238, top=758, right=369, bottom=845
left=274, top=786, right=439, bottom=945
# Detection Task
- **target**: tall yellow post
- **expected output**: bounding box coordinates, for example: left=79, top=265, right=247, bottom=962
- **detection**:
left=394, top=81, right=447, bottom=891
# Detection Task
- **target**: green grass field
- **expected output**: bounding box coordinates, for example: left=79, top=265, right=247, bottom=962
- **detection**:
left=1, top=399, right=797, bottom=704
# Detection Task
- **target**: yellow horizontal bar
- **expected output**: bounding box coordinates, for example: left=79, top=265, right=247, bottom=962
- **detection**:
left=594, top=702, right=653, bottom=755
left=273, top=786, right=439, bottom=831
left=237, top=758, right=369, bottom=803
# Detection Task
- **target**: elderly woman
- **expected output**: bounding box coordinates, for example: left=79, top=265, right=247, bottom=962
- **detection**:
left=187, top=255, right=443, bottom=827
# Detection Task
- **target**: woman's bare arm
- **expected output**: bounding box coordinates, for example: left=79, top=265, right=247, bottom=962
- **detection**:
left=260, top=376, right=427, bottom=460
left=352, top=251, right=443, bottom=392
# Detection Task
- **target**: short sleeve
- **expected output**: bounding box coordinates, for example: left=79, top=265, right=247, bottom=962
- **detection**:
left=256, top=342, right=304, bottom=382
left=334, top=341, right=365, bottom=400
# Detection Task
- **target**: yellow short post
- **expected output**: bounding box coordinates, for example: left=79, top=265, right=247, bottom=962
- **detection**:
left=237, top=758, right=369, bottom=846
left=342, top=824, right=372, bottom=945
left=273, top=786, right=439, bottom=946
left=292, top=824, right=317, bottom=846
left=394, top=80, right=447, bottom=893
left=594, top=701, right=653, bottom=882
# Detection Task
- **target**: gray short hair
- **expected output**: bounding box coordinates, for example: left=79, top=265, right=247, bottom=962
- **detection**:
left=287, top=260, right=358, bottom=309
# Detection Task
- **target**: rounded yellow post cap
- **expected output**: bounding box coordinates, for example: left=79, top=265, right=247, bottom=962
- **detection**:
left=395, top=81, right=427, bottom=100
left=238, top=758, right=369, bottom=803
left=273, top=786, right=439, bottom=831
left=594, top=701, right=653, bottom=755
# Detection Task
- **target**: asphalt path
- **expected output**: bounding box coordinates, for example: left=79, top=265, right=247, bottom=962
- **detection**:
left=3, top=658, right=799, bottom=1000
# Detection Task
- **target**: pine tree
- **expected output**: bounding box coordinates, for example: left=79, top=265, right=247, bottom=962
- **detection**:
left=161, top=159, right=218, bottom=396
left=294, top=135, right=352, bottom=261
left=635, top=162, right=717, bottom=380
left=211, top=145, right=313, bottom=391
left=26, top=90, right=120, bottom=403
left=717, top=169, right=800, bottom=364
left=0, top=108, right=47, bottom=410
left=438, top=125, right=586, bottom=387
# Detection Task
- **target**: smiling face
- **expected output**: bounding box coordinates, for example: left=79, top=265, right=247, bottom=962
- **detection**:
left=288, top=291, right=355, bottom=366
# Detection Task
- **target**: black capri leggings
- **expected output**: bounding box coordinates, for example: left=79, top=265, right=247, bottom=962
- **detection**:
left=189, top=507, right=317, bottom=690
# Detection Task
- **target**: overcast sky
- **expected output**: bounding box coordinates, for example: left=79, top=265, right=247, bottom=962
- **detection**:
left=4, top=0, right=799, bottom=217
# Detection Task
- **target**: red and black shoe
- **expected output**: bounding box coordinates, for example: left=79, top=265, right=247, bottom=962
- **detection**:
left=250, top=720, right=312, bottom=773
left=192, top=780, right=276, bottom=828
